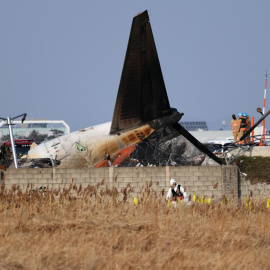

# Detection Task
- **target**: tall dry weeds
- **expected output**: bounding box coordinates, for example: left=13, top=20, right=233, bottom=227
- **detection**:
left=0, top=182, right=270, bottom=270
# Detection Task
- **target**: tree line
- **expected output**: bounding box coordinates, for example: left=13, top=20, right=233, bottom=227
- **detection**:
left=0, top=129, right=64, bottom=144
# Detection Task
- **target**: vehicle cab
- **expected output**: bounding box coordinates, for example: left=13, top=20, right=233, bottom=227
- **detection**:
left=203, top=139, right=234, bottom=156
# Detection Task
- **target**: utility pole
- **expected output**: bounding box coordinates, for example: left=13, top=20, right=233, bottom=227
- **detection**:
left=0, top=113, right=27, bottom=169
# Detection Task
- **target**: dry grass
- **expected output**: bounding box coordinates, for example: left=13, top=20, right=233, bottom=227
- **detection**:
left=0, top=181, right=270, bottom=270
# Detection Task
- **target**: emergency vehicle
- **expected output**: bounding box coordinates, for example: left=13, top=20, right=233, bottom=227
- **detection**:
left=203, top=140, right=234, bottom=156
left=0, top=139, right=35, bottom=158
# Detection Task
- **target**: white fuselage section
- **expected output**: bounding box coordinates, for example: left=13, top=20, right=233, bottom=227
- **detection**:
left=27, top=122, right=154, bottom=167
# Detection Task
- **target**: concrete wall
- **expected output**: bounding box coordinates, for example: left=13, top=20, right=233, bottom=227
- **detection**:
left=1, top=165, right=268, bottom=200
left=1, top=166, right=240, bottom=200
left=240, top=178, right=270, bottom=199
left=243, top=146, right=270, bottom=157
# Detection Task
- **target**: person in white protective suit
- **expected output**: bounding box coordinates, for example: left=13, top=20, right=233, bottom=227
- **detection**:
left=166, top=179, right=188, bottom=203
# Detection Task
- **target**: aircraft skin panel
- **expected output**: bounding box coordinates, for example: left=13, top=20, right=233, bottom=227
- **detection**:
left=27, top=122, right=155, bottom=167
left=27, top=122, right=112, bottom=160
left=95, top=144, right=136, bottom=167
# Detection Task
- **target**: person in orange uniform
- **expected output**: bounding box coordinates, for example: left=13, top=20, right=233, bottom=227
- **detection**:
left=231, top=114, right=241, bottom=142
left=243, top=113, right=251, bottom=143
left=238, top=112, right=246, bottom=144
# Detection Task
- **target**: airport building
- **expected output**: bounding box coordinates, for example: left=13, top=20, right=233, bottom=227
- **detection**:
left=0, top=119, right=70, bottom=139
left=190, top=126, right=268, bottom=144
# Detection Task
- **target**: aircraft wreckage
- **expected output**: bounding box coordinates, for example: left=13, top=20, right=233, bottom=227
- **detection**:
left=22, top=10, right=222, bottom=168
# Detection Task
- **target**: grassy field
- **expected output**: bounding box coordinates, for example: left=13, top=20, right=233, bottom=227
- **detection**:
left=1, top=183, right=270, bottom=270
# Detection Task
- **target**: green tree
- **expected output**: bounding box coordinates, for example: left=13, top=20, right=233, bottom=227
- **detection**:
left=47, top=129, right=64, bottom=140
left=1, top=134, right=11, bottom=141
left=0, top=129, right=65, bottom=144
left=0, top=134, right=24, bottom=142
left=26, top=130, right=48, bottom=143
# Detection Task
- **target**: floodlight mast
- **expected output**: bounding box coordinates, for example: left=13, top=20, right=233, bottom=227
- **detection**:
left=260, top=71, right=268, bottom=145
left=0, top=113, right=27, bottom=169
left=7, top=117, right=18, bottom=168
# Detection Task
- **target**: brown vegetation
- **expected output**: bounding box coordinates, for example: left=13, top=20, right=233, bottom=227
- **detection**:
left=0, top=182, right=270, bottom=270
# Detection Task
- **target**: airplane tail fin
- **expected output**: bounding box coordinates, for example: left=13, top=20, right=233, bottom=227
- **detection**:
left=110, top=10, right=171, bottom=134
left=109, top=10, right=222, bottom=165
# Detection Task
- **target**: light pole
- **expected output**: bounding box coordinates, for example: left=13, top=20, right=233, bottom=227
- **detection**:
left=0, top=113, right=27, bottom=169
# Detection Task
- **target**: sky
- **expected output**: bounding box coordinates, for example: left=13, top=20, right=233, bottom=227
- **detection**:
left=1, top=0, right=270, bottom=132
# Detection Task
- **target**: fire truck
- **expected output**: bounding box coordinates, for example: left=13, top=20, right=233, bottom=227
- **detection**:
left=0, top=139, right=35, bottom=158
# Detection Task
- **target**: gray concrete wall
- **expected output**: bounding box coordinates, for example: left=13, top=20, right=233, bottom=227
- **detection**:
left=1, top=165, right=268, bottom=200
left=240, top=178, right=270, bottom=199
left=1, top=166, right=240, bottom=200
left=243, top=146, right=270, bottom=157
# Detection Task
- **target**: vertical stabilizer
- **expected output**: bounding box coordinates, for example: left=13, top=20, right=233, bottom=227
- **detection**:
left=110, top=10, right=171, bottom=134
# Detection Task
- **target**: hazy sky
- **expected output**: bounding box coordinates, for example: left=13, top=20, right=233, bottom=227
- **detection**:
left=1, top=1, right=270, bottom=132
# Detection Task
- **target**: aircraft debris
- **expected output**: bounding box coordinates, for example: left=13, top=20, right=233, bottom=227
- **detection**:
left=22, top=10, right=222, bottom=168
left=17, top=158, right=61, bottom=168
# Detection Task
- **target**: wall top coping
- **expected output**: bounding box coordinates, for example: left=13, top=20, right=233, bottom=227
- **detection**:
left=4, top=165, right=236, bottom=174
